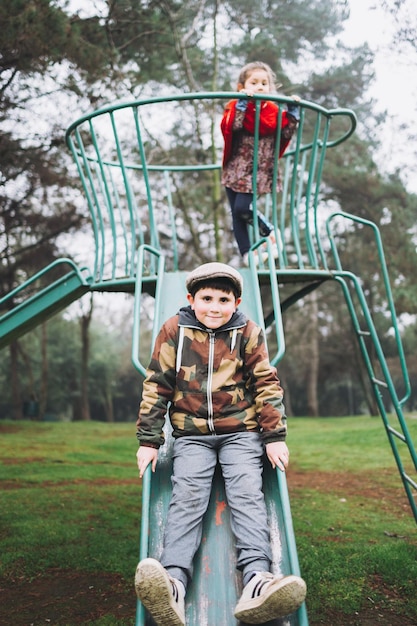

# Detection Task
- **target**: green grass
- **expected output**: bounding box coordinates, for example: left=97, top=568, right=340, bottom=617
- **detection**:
left=288, top=416, right=417, bottom=623
left=288, top=415, right=416, bottom=472
left=0, top=417, right=416, bottom=625
left=1, top=422, right=140, bottom=579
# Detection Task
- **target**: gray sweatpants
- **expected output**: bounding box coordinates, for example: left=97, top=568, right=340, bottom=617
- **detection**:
left=160, top=432, right=272, bottom=589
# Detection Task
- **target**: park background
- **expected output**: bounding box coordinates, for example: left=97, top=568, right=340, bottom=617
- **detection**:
left=1, top=1, right=417, bottom=625
left=2, top=0, right=417, bottom=422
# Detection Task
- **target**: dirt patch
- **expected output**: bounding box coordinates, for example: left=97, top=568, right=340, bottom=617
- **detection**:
left=1, top=568, right=414, bottom=626
left=311, top=610, right=415, bottom=626
left=287, top=467, right=412, bottom=515
left=1, top=477, right=138, bottom=490
left=310, top=573, right=415, bottom=625
left=0, top=569, right=135, bottom=626
left=0, top=423, right=24, bottom=434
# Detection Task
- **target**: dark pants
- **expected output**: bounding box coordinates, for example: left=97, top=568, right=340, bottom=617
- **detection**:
left=225, top=188, right=272, bottom=256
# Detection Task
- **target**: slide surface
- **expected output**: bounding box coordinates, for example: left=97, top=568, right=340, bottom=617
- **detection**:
left=0, top=263, right=91, bottom=349
left=136, top=269, right=308, bottom=626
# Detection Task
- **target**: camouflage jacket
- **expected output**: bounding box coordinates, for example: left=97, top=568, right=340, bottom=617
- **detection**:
left=136, top=306, right=286, bottom=448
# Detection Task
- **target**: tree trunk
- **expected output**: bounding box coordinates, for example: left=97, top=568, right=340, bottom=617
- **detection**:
left=80, top=296, right=93, bottom=421
left=306, top=291, right=319, bottom=416
left=10, top=341, right=23, bottom=420
left=40, top=323, right=48, bottom=419
left=278, top=371, right=293, bottom=417
left=104, top=385, right=114, bottom=422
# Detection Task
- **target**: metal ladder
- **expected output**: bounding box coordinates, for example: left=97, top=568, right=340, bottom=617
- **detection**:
left=327, top=211, right=417, bottom=522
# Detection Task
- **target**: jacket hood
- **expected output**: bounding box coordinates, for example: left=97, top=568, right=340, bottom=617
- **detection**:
left=178, top=305, right=247, bottom=332
left=175, top=305, right=247, bottom=374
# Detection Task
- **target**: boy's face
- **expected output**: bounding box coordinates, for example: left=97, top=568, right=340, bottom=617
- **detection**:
left=187, top=287, right=241, bottom=330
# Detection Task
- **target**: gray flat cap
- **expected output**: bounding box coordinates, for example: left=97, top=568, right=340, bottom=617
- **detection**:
left=186, top=262, right=243, bottom=297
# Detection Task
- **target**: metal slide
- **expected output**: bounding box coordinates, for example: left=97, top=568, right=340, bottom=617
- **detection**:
left=133, top=261, right=308, bottom=626
left=0, top=259, right=92, bottom=350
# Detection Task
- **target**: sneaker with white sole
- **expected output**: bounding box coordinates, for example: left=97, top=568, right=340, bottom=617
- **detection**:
left=260, top=233, right=280, bottom=263
left=242, top=251, right=259, bottom=268
left=234, top=571, right=306, bottom=623
left=135, top=558, right=185, bottom=626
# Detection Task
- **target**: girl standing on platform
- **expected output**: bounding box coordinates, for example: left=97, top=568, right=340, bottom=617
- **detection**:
left=221, top=61, right=300, bottom=265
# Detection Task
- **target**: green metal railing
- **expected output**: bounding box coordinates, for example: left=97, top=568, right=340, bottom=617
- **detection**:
left=5, top=93, right=358, bottom=349
left=334, top=271, right=417, bottom=521
left=65, top=92, right=356, bottom=285
left=327, top=212, right=411, bottom=406
left=326, top=212, right=417, bottom=521
left=131, top=245, right=165, bottom=377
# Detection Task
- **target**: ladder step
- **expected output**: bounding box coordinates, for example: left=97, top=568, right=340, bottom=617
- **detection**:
left=403, top=473, right=417, bottom=491
left=371, top=377, right=388, bottom=388
left=357, top=329, right=371, bottom=336
left=387, top=425, right=406, bottom=443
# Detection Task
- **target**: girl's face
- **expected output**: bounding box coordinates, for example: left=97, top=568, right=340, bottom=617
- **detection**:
left=239, top=69, right=271, bottom=94
left=187, top=288, right=241, bottom=329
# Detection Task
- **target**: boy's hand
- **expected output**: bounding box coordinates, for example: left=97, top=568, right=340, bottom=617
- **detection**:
left=136, top=446, right=158, bottom=478
left=265, top=441, right=289, bottom=472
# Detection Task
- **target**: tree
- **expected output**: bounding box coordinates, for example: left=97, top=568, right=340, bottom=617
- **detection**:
left=0, top=0, right=174, bottom=418
left=79, top=296, right=94, bottom=421
left=2, top=0, right=416, bottom=418
left=0, top=1, right=102, bottom=415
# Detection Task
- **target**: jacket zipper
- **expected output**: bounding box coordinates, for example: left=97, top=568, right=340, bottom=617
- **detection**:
left=207, top=332, right=216, bottom=434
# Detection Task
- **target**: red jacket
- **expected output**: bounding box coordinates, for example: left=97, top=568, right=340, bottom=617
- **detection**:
left=221, top=99, right=295, bottom=166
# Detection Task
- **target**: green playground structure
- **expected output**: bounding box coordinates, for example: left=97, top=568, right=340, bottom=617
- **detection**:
left=1, top=92, right=416, bottom=625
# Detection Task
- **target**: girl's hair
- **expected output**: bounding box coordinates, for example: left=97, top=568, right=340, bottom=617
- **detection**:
left=237, top=61, right=277, bottom=91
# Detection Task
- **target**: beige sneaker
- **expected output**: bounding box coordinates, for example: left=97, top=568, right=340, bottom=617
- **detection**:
left=260, top=233, right=280, bottom=263
left=242, top=251, right=260, bottom=267
left=135, top=558, right=185, bottom=626
left=234, top=571, right=306, bottom=623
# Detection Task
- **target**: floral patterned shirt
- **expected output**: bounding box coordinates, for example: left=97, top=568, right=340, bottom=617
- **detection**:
left=221, top=107, right=297, bottom=194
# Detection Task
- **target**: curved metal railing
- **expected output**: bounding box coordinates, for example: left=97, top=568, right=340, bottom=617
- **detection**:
left=65, top=92, right=356, bottom=284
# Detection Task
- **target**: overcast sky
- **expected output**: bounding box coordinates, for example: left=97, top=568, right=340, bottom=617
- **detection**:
left=342, top=0, right=417, bottom=190
left=344, top=0, right=416, bottom=116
